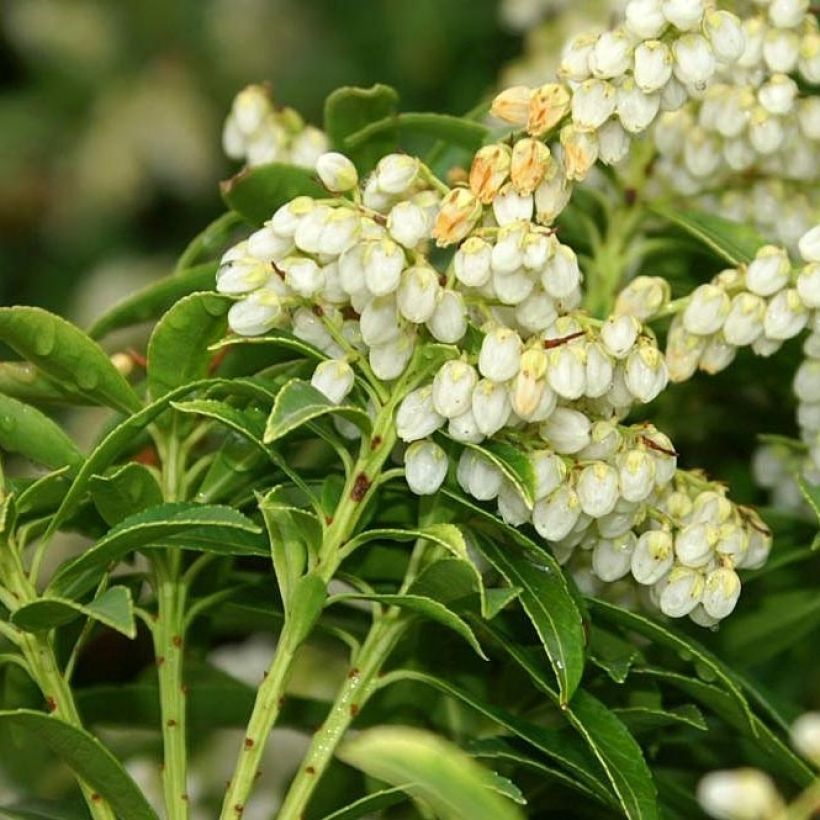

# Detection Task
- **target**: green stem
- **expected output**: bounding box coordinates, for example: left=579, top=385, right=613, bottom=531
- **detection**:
left=153, top=559, right=189, bottom=820
left=174, top=211, right=243, bottom=273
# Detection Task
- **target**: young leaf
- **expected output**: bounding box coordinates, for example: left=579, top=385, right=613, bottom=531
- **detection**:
left=87, top=262, right=218, bottom=340
left=264, top=378, right=370, bottom=444
left=89, top=463, right=163, bottom=526
left=0, top=307, right=141, bottom=414
left=324, top=84, right=400, bottom=170
left=0, top=395, right=83, bottom=471
left=258, top=496, right=310, bottom=610
left=11, top=586, right=136, bottom=639
left=0, top=710, right=158, bottom=820
left=650, top=206, right=765, bottom=266
left=471, top=530, right=585, bottom=704
left=329, top=592, right=488, bottom=659
left=221, top=163, right=325, bottom=226
left=147, top=292, right=232, bottom=400
left=49, top=502, right=263, bottom=599
left=337, top=726, right=525, bottom=820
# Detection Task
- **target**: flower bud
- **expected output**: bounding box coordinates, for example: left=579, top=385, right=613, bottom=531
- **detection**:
left=769, top=0, right=810, bottom=28
left=469, top=144, right=512, bottom=204
left=427, top=290, right=467, bottom=343
left=540, top=407, right=591, bottom=454
left=387, top=201, right=430, bottom=249
left=615, top=276, right=670, bottom=321
left=432, top=360, right=478, bottom=419
left=590, top=30, right=633, bottom=79
left=697, top=769, right=782, bottom=820
left=479, top=327, right=523, bottom=382
left=662, top=0, right=703, bottom=31
left=492, top=184, right=534, bottom=226
left=491, top=85, right=531, bottom=126
left=625, top=341, right=668, bottom=403
left=292, top=307, right=337, bottom=353
left=617, top=80, right=661, bottom=134
left=527, top=83, right=571, bottom=137
left=280, top=256, right=322, bottom=297
left=683, top=284, right=730, bottom=335
left=763, top=28, right=800, bottom=74
left=618, top=450, right=656, bottom=502
left=360, top=295, right=400, bottom=346
left=311, top=359, right=354, bottom=404
left=598, top=119, right=631, bottom=166
left=723, top=293, right=766, bottom=346
left=449, top=408, right=484, bottom=443
left=602, top=314, right=640, bottom=358
left=396, top=387, right=445, bottom=442
left=397, top=265, right=440, bottom=323
left=432, top=188, right=482, bottom=247
left=572, top=79, right=617, bottom=130
left=659, top=566, right=705, bottom=617
left=791, top=713, right=820, bottom=765
left=700, top=336, right=736, bottom=375
left=579, top=420, right=621, bottom=461
left=749, top=107, right=785, bottom=155
left=585, top=342, right=614, bottom=398
left=217, top=252, right=271, bottom=295
left=472, top=379, right=512, bottom=437
left=593, top=532, right=636, bottom=581
left=704, top=11, right=745, bottom=64
left=542, top=243, right=582, bottom=298
left=316, top=152, right=358, bottom=192
left=363, top=238, right=404, bottom=297
left=405, top=440, right=448, bottom=496
left=746, top=245, right=791, bottom=296
left=511, top=348, right=549, bottom=416
left=547, top=345, right=587, bottom=400
left=228, top=289, right=282, bottom=336
left=559, top=33, right=596, bottom=82
left=675, top=522, right=719, bottom=567
left=577, top=462, right=620, bottom=518
left=510, top=139, right=551, bottom=195
left=763, top=289, right=808, bottom=340
left=231, top=84, right=271, bottom=134
left=534, top=170, right=572, bottom=224
left=634, top=40, right=673, bottom=93
left=454, top=237, right=492, bottom=287
left=625, top=0, right=666, bottom=39
left=702, top=567, right=741, bottom=619
left=498, top=481, right=530, bottom=526
left=560, top=125, right=599, bottom=181
left=673, top=34, right=716, bottom=90
left=459, top=451, right=503, bottom=500
left=369, top=333, right=415, bottom=380
left=375, top=154, right=419, bottom=195
left=799, top=225, right=820, bottom=263
left=247, top=226, right=295, bottom=263
left=533, top=485, right=581, bottom=540
left=631, top=530, right=674, bottom=585
left=799, top=265, right=820, bottom=314
left=800, top=32, right=820, bottom=84
left=294, top=204, right=333, bottom=254
left=532, top=450, right=566, bottom=500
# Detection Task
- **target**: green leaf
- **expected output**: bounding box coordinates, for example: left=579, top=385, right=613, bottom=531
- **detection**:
left=11, top=586, right=136, bottom=638
left=89, top=463, right=163, bottom=526
left=462, top=440, right=537, bottom=508
left=15, top=469, right=72, bottom=517
left=319, top=786, right=409, bottom=820
left=338, top=726, right=525, bottom=820
left=324, top=84, right=400, bottom=170
left=147, top=292, right=231, bottom=400
left=175, top=211, right=243, bottom=273
left=797, top=477, right=820, bottom=548
left=264, top=378, right=370, bottom=444
left=87, top=262, right=218, bottom=340
left=0, top=307, right=141, bottom=414
left=49, top=502, right=263, bottom=599
left=329, top=593, right=487, bottom=659
left=0, top=395, right=83, bottom=471
left=209, top=329, right=328, bottom=363
left=258, top=494, right=311, bottom=610
left=221, top=163, right=325, bottom=226
left=0, top=362, right=81, bottom=405
left=650, top=206, right=765, bottom=266
left=345, top=112, right=489, bottom=153
left=0, top=710, right=158, bottom=820
left=589, top=599, right=755, bottom=733
left=472, top=530, right=585, bottom=704
left=287, top=572, right=327, bottom=647
left=0, top=800, right=89, bottom=820
left=613, top=705, right=707, bottom=733
left=483, top=627, right=659, bottom=820
left=589, top=627, right=641, bottom=684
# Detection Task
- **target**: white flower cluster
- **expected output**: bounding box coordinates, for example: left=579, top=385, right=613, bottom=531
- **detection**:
left=222, top=84, right=329, bottom=169
left=490, top=0, right=746, bottom=213
left=649, top=2, right=820, bottom=250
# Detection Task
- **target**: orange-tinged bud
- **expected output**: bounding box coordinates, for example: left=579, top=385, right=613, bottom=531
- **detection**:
left=510, top=138, right=552, bottom=195
left=469, top=144, right=512, bottom=204
left=560, top=125, right=599, bottom=181
left=527, top=83, right=571, bottom=137
left=490, top=85, right=531, bottom=126
left=432, top=188, right=482, bottom=247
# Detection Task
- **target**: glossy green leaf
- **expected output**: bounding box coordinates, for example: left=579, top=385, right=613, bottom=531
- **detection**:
left=472, top=530, right=585, bottom=704
left=319, top=786, right=409, bottom=820
left=264, top=378, right=370, bottom=444
left=330, top=592, right=487, bottom=658
left=209, top=329, right=327, bottom=362
left=462, top=440, right=537, bottom=508
left=338, top=726, right=525, bottom=820
left=613, top=705, right=707, bottom=733
left=89, top=463, right=163, bottom=526
left=147, top=292, right=231, bottom=400
left=650, top=206, right=765, bottom=266
left=14, top=469, right=72, bottom=517
left=221, top=162, right=325, bottom=226
left=0, top=362, right=80, bottom=405
left=324, top=84, right=400, bottom=170
left=0, top=710, right=158, bottom=820
left=174, top=211, right=243, bottom=273
left=345, top=112, right=489, bottom=153
left=0, top=395, right=83, bottom=471
left=11, top=586, right=136, bottom=638
left=0, top=307, right=141, bottom=414
left=87, top=262, right=218, bottom=340
left=258, top=494, right=311, bottom=610
left=589, top=599, right=755, bottom=732
left=49, top=502, right=263, bottom=599
left=287, top=572, right=327, bottom=647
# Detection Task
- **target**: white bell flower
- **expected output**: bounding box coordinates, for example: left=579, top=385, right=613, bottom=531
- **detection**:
left=405, top=440, right=448, bottom=496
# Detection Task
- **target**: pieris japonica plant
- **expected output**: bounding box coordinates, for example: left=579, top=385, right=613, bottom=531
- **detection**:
left=1, top=1, right=819, bottom=818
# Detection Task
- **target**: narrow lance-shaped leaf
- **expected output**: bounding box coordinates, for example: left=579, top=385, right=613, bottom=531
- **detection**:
left=258, top=494, right=309, bottom=611
left=0, top=361, right=82, bottom=405
left=12, top=586, right=137, bottom=639
left=319, top=786, right=409, bottom=820
left=0, top=307, right=141, bottom=414
left=89, top=463, right=163, bottom=526
left=344, top=112, right=489, bottom=153
left=0, top=710, right=158, bottom=820
left=0, top=395, right=83, bottom=472
left=338, top=726, right=525, bottom=820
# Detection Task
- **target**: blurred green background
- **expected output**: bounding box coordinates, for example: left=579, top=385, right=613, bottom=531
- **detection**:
left=0, top=0, right=520, bottom=319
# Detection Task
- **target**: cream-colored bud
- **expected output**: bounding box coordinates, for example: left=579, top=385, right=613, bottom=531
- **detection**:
left=432, top=188, right=482, bottom=247
left=491, top=85, right=531, bottom=126
left=469, top=144, right=512, bottom=204
left=510, top=139, right=552, bottom=196
left=527, top=83, right=572, bottom=137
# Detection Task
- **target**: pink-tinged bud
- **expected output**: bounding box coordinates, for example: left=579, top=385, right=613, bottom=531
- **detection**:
left=469, top=144, right=512, bottom=204
left=490, top=85, right=532, bottom=126
left=432, top=188, right=482, bottom=247
left=527, top=83, right=572, bottom=137
left=510, top=138, right=552, bottom=196
left=560, top=125, right=599, bottom=181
